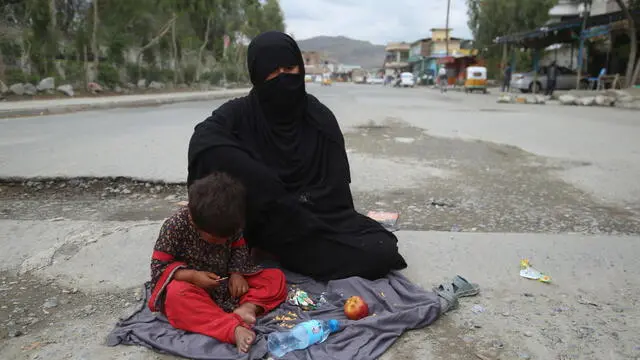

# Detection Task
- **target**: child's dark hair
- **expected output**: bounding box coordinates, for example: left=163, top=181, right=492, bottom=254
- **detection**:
left=188, top=172, right=246, bottom=237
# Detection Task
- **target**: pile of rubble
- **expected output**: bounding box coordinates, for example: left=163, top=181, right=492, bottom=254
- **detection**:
left=0, top=78, right=220, bottom=99
left=497, top=89, right=640, bottom=109
left=497, top=94, right=547, bottom=105
left=556, top=90, right=639, bottom=109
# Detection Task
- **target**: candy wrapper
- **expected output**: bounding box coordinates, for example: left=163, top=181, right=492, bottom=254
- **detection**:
left=287, top=289, right=317, bottom=310
left=367, top=211, right=400, bottom=232
left=520, top=259, right=551, bottom=283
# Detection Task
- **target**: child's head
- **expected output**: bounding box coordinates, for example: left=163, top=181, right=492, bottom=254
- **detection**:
left=188, top=172, right=246, bottom=244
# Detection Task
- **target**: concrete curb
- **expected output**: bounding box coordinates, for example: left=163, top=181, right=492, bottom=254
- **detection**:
left=0, top=88, right=250, bottom=119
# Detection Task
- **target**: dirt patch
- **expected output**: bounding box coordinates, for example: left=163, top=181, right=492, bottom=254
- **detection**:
left=346, top=124, right=640, bottom=235
left=0, top=271, right=138, bottom=341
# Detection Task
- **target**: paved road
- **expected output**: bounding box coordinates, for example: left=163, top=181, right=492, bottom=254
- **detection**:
left=1, top=83, right=640, bottom=359
left=2, top=83, right=640, bottom=205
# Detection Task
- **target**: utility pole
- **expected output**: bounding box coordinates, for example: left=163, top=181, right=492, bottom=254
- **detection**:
left=445, top=0, right=451, bottom=56
left=576, top=0, right=592, bottom=89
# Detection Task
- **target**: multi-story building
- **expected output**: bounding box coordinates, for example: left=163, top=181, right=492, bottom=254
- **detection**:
left=549, top=0, right=624, bottom=21
left=544, top=0, right=629, bottom=71
left=383, top=42, right=411, bottom=76
left=407, top=29, right=463, bottom=80
left=302, top=51, right=332, bottom=75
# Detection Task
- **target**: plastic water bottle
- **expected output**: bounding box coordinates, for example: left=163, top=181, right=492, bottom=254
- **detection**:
left=267, top=319, right=341, bottom=358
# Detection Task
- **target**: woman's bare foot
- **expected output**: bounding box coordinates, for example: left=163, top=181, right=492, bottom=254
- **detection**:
left=234, top=326, right=255, bottom=353
left=233, top=303, right=259, bottom=325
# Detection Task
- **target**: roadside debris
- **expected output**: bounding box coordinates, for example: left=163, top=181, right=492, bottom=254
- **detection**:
left=42, top=297, right=59, bottom=309
left=576, top=295, right=599, bottom=308
left=287, top=289, right=317, bottom=311
left=519, top=259, right=551, bottom=283
left=367, top=211, right=400, bottom=231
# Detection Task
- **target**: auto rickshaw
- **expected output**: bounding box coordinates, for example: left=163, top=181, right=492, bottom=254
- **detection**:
left=464, top=66, right=488, bottom=94
left=321, top=73, right=332, bottom=86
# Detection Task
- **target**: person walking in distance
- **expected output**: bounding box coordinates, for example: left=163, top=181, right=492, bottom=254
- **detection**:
left=545, top=61, right=558, bottom=96
left=502, top=64, right=512, bottom=93
left=438, top=66, right=448, bottom=93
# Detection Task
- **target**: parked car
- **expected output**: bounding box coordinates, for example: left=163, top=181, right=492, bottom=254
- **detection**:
left=398, top=72, right=415, bottom=87
left=367, top=76, right=384, bottom=85
left=511, top=66, right=589, bottom=92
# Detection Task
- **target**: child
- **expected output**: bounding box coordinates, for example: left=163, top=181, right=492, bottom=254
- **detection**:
left=148, top=172, right=287, bottom=353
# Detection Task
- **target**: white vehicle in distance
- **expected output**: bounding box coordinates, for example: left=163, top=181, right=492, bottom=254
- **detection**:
left=366, top=76, right=384, bottom=85
left=399, top=72, right=415, bottom=87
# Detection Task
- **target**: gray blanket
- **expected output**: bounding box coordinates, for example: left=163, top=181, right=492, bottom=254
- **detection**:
left=106, top=269, right=440, bottom=359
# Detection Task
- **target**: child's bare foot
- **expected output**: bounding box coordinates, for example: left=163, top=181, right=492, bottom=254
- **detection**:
left=233, top=303, right=259, bottom=325
left=234, top=326, right=255, bottom=353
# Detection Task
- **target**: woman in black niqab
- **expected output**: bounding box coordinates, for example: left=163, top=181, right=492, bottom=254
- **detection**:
left=187, top=31, right=407, bottom=281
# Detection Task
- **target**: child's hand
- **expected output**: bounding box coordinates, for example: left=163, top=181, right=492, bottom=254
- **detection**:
left=229, top=273, right=249, bottom=297
left=186, top=270, right=221, bottom=289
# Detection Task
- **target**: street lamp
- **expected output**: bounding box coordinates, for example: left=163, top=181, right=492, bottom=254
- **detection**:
left=445, top=0, right=451, bottom=56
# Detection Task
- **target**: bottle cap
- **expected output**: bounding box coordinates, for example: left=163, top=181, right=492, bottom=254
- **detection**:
left=328, top=319, right=341, bottom=332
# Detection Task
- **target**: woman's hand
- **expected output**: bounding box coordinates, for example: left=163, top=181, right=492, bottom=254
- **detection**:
left=229, top=273, right=249, bottom=297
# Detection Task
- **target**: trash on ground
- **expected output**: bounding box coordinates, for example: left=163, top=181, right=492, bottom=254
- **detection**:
left=367, top=211, right=400, bottom=231
left=287, top=289, right=317, bottom=311
left=471, top=304, right=485, bottom=314
left=519, top=259, right=551, bottom=283
left=576, top=295, right=599, bottom=307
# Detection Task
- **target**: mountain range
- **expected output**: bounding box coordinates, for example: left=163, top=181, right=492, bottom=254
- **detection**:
left=296, top=36, right=386, bottom=69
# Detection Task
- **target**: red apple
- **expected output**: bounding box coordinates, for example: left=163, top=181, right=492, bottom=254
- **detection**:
left=344, top=296, right=369, bottom=320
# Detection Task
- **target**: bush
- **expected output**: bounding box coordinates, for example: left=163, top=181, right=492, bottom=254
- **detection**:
left=182, top=64, right=197, bottom=84
left=200, top=70, right=223, bottom=85
left=125, top=63, right=139, bottom=83
left=139, top=66, right=173, bottom=83
left=97, top=63, right=120, bottom=87
left=63, top=61, right=86, bottom=84
left=3, top=68, right=40, bottom=85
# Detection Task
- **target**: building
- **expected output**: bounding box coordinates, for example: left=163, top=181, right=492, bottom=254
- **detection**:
left=407, top=29, right=464, bottom=81
left=302, top=51, right=329, bottom=75
left=383, top=42, right=411, bottom=76
left=408, top=38, right=432, bottom=79
left=549, top=0, right=623, bottom=22
left=495, top=0, right=639, bottom=85
left=429, top=28, right=462, bottom=57
left=302, top=51, right=322, bottom=67
left=545, top=0, right=632, bottom=73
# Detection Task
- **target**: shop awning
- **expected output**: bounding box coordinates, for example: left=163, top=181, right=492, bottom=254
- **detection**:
left=494, top=9, right=640, bottom=48
left=494, top=19, right=582, bottom=47
left=437, top=57, right=455, bottom=64
left=581, top=24, right=611, bottom=39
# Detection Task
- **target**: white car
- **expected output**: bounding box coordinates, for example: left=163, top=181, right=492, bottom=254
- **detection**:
left=399, top=72, right=415, bottom=87
left=367, top=77, right=384, bottom=85
left=511, top=66, right=589, bottom=92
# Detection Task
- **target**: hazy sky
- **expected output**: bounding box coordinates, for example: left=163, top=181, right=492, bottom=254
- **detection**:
left=280, top=0, right=471, bottom=45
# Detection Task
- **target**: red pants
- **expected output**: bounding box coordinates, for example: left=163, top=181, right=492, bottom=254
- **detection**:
left=164, top=269, right=286, bottom=344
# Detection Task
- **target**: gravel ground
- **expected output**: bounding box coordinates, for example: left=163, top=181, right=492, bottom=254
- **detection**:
left=2, top=121, right=639, bottom=235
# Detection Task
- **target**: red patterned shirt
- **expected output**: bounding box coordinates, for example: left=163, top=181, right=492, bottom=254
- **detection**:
left=148, top=207, right=261, bottom=313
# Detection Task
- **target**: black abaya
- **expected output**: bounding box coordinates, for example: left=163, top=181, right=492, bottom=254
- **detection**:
left=187, top=31, right=407, bottom=280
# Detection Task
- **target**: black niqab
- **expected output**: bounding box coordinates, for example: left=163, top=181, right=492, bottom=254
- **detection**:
left=248, top=31, right=307, bottom=123
left=187, top=31, right=406, bottom=280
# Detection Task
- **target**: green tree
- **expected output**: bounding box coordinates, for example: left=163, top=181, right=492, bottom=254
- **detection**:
left=1, top=0, right=287, bottom=85
left=467, top=0, right=556, bottom=77
left=262, top=0, right=285, bottom=32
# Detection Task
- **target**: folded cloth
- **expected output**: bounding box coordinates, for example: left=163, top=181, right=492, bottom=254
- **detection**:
left=106, top=268, right=440, bottom=360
